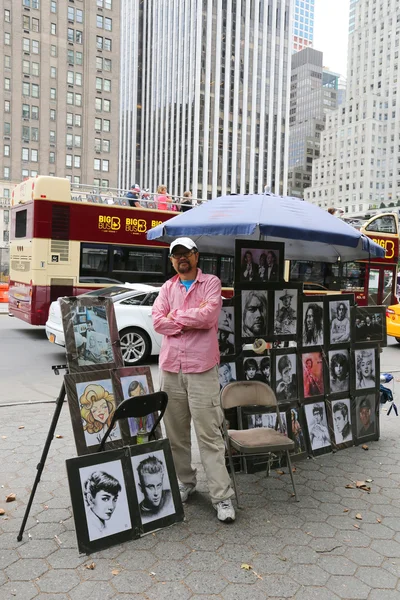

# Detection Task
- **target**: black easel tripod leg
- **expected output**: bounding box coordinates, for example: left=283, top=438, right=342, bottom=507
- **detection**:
left=17, top=381, right=66, bottom=542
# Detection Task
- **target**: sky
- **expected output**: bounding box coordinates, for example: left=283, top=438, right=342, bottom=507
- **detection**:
left=313, top=0, right=350, bottom=77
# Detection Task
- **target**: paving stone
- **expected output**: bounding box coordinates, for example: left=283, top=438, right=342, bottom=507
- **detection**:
left=80, top=558, right=117, bottom=580
left=5, top=558, right=48, bottom=581
left=371, top=539, right=400, bottom=558
left=36, top=508, right=71, bottom=523
left=326, top=575, right=371, bottom=599
left=221, top=582, right=267, bottom=600
left=153, top=540, right=191, bottom=560
left=150, top=559, right=193, bottom=581
left=217, top=543, right=256, bottom=563
left=116, top=548, right=157, bottom=570
left=281, top=545, right=318, bottom=564
left=186, top=534, right=223, bottom=552
left=384, top=518, right=400, bottom=532
left=186, top=550, right=225, bottom=571
left=382, top=558, right=400, bottom=578
left=145, top=581, right=193, bottom=600
left=257, top=574, right=300, bottom=598
left=294, top=586, right=341, bottom=600
left=17, top=538, right=59, bottom=559
left=248, top=535, right=286, bottom=554
left=185, top=571, right=228, bottom=594
left=289, top=564, right=330, bottom=586
left=34, top=595, right=70, bottom=600
left=317, top=555, right=358, bottom=576
left=356, top=566, right=398, bottom=588
left=303, top=522, right=337, bottom=537
left=38, top=568, right=81, bottom=593
left=218, top=562, right=260, bottom=585
left=334, top=530, right=372, bottom=548
left=153, top=524, right=190, bottom=542
left=368, top=591, right=400, bottom=600
left=250, top=553, right=290, bottom=575
left=0, top=549, right=19, bottom=569
left=112, top=571, right=154, bottom=593
left=69, top=580, right=116, bottom=600
left=360, top=523, right=394, bottom=539
left=0, top=581, right=39, bottom=600
left=47, top=548, right=87, bottom=569
left=26, top=521, right=66, bottom=539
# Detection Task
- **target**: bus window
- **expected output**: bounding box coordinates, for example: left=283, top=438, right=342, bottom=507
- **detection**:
left=341, top=261, right=366, bottom=291
left=365, top=215, right=397, bottom=234
left=220, top=256, right=234, bottom=287
left=113, top=247, right=164, bottom=273
left=15, top=209, right=27, bottom=238
left=80, top=244, right=109, bottom=274
left=199, top=255, right=218, bottom=276
left=368, top=269, right=380, bottom=305
left=382, top=269, right=394, bottom=306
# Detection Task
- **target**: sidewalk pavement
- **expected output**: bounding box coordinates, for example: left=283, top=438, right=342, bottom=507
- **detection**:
left=1, top=403, right=400, bottom=600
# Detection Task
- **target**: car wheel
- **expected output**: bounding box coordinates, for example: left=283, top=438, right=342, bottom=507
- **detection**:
left=396, top=337, right=400, bottom=344
left=119, top=327, right=151, bottom=365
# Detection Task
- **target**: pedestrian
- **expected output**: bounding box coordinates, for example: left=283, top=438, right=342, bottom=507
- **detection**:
left=156, top=185, right=170, bottom=210
left=126, top=184, right=141, bottom=208
left=152, top=237, right=235, bottom=523
left=180, top=191, right=193, bottom=213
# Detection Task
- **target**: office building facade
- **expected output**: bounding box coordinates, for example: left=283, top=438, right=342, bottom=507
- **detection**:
left=0, top=0, right=120, bottom=191
left=119, top=0, right=293, bottom=200
left=293, top=0, right=315, bottom=52
left=306, top=0, right=400, bottom=215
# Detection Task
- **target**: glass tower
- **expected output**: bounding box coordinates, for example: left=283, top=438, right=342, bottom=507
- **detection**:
left=293, top=0, right=315, bottom=52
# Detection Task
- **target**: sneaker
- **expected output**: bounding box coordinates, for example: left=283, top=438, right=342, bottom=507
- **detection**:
left=213, top=499, right=236, bottom=523
left=179, top=483, right=196, bottom=503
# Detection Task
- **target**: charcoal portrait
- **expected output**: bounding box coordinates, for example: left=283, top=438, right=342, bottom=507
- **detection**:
left=328, top=349, right=350, bottom=394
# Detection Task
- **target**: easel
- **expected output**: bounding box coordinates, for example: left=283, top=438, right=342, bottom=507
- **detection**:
left=17, top=365, right=68, bottom=542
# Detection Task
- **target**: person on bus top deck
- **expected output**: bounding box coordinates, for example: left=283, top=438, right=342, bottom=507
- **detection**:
left=152, top=237, right=235, bottom=523
left=156, top=184, right=170, bottom=211
left=126, top=184, right=141, bottom=208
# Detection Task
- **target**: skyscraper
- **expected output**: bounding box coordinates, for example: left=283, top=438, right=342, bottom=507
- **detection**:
left=305, top=0, right=400, bottom=215
left=119, top=0, right=293, bottom=200
left=0, top=0, right=120, bottom=191
left=293, top=0, right=315, bottom=52
left=288, top=48, right=339, bottom=198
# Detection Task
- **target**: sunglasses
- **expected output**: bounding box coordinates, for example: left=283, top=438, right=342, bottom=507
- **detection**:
left=169, top=249, right=197, bottom=259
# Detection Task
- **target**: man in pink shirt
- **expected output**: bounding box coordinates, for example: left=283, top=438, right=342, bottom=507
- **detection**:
left=152, top=237, right=235, bottom=523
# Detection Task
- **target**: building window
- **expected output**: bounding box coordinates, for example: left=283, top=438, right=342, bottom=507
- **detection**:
left=94, top=159, right=101, bottom=171
left=95, top=118, right=102, bottom=131
left=23, top=15, right=30, bottom=30
left=31, top=84, right=39, bottom=98
left=4, top=55, right=11, bottom=69
left=22, top=82, right=30, bottom=96
left=95, top=98, right=102, bottom=111
left=66, top=154, right=73, bottom=168
left=4, top=78, right=11, bottom=91
left=96, top=77, right=102, bottom=91
left=67, top=6, right=74, bottom=20
left=66, top=113, right=73, bottom=126
left=67, top=50, right=74, bottom=64
left=4, top=167, right=10, bottom=179
left=74, top=156, right=81, bottom=168
left=4, top=100, right=10, bottom=113
left=73, top=176, right=81, bottom=184
left=50, top=23, right=56, bottom=35
left=4, top=145, right=10, bottom=157
left=96, top=36, right=103, bottom=50
left=50, top=109, right=56, bottom=121
left=31, top=106, right=39, bottom=119
left=75, top=73, right=82, bottom=86
left=66, top=133, right=73, bottom=146
left=103, top=79, right=111, bottom=92
left=32, top=18, right=39, bottom=32
left=22, top=148, right=29, bottom=161
left=102, top=180, right=109, bottom=188
left=49, top=130, right=56, bottom=143
left=94, top=138, right=101, bottom=152
left=103, top=99, right=110, bottom=112
left=50, top=1, right=57, bottom=13
left=74, top=135, right=81, bottom=148
left=67, top=28, right=74, bottom=42
left=67, top=70, right=74, bottom=84
left=96, top=57, right=103, bottom=70
left=22, top=125, right=29, bottom=141
left=76, top=9, right=83, bottom=23
left=75, top=114, right=82, bottom=127
left=31, top=149, right=38, bottom=162
left=4, top=32, right=11, bottom=45
left=50, top=66, right=57, bottom=78
left=23, top=38, right=30, bottom=52
left=23, top=60, right=30, bottom=74
left=104, top=58, right=111, bottom=71
left=75, top=30, right=82, bottom=43
left=32, top=40, right=39, bottom=54
left=75, top=93, right=82, bottom=106
left=50, top=45, right=57, bottom=57
left=4, top=9, right=11, bottom=22
left=104, top=38, right=112, bottom=51
left=104, top=17, right=112, bottom=31
left=32, top=62, right=39, bottom=76
left=76, top=51, right=83, bottom=65
left=103, top=119, right=110, bottom=132
left=31, top=127, right=39, bottom=141
left=102, top=159, right=109, bottom=172
left=102, top=140, right=110, bottom=152
left=49, top=152, right=55, bottom=163
left=97, top=15, right=104, bottom=28
left=67, top=92, right=74, bottom=105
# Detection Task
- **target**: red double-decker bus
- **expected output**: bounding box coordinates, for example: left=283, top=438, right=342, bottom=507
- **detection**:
left=9, top=176, right=234, bottom=325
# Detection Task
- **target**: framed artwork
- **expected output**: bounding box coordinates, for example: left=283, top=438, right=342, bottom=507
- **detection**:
left=234, top=240, right=284, bottom=285
left=244, top=408, right=288, bottom=435
left=327, top=398, right=354, bottom=450
left=352, top=346, right=378, bottom=393
left=130, top=439, right=184, bottom=534
left=272, top=349, right=299, bottom=404
left=354, top=392, right=379, bottom=444
left=66, top=448, right=139, bottom=554
left=327, top=294, right=354, bottom=346
left=327, top=348, right=350, bottom=396
left=111, top=366, right=156, bottom=445
left=300, top=350, right=326, bottom=401
left=352, top=306, right=387, bottom=346
left=239, top=353, right=271, bottom=386
left=303, top=401, right=332, bottom=456
left=60, top=296, right=123, bottom=373
left=218, top=361, right=237, bottom=390
left=288, top=404, right=308, bottom=460
left=65, top=370, right=124, bottom=455
left=238, top=288, right=269, bottom=342
left=300, top=296, right=325, bottom=347
left=272, top=286, right=301, bottom=341
left=218, top=300, right=236, bottom=359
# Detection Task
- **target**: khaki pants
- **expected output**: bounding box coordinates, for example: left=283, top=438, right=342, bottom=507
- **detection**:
left=160, top=366, right=234, bottom=505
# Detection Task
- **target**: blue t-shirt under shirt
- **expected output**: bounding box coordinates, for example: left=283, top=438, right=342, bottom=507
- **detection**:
left=180, top=279, right=195, bottom=292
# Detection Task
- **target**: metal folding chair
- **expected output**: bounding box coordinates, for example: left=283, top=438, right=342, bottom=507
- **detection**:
left=220, top=380, right=298, bottom=507
left=98, top=391, right=168, bottom=452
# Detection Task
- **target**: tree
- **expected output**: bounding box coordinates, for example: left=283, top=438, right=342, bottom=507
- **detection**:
left=379, top=202, right=386, bottom=208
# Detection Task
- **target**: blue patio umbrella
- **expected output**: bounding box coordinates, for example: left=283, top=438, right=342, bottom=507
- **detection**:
left=147, top=194, right=385, bottom=262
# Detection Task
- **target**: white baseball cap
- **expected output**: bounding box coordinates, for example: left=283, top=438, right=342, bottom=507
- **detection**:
left=169, top=237, right=198, bottom=254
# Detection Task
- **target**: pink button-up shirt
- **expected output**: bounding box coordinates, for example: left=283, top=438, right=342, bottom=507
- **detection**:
left=152, top=269, right=222, bottom=373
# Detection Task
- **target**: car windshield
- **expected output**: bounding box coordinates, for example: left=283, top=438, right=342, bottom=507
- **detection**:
left=80, top=286, right=135, bottom=298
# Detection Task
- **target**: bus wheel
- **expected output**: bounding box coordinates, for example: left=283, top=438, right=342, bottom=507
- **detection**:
left=119, top=327, right=151, bottom=365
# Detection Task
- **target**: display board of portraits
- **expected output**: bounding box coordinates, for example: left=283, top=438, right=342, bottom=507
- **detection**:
left=60, top=296, right=123, bottom=373
left=303, top=400, right=332, bottom=457
left=237, top=283, right=302, bottom=344
left=218, top=298, right=236, bottom=359
left=66, top=440, right=184, bottom=554
left=65, top=366, right=156, bottom=455
left=352, top=306, right=387, bottom=347
left=235, top=240, right=285, bottom=285
left=326, top=294, right=354, bottom=346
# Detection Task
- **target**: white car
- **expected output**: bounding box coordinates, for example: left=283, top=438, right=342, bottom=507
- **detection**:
left=45, top=284, right=163, bottom=365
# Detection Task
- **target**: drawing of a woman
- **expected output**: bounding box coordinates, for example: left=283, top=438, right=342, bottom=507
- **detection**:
left=80, top=383, right=119, bottom=445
